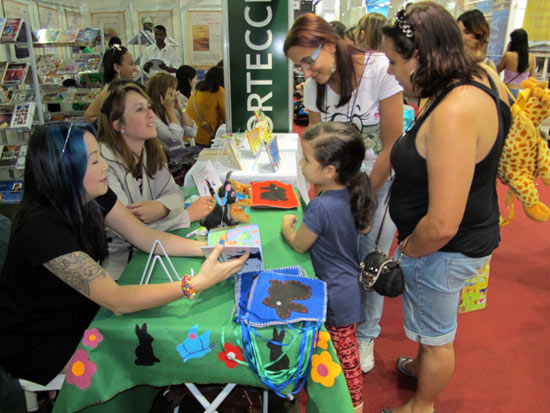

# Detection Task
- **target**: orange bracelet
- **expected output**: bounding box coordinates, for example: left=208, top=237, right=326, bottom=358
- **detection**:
left=181, top=274, right=196, bottom=300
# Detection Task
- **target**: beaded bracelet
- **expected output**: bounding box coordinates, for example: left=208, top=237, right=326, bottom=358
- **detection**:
left=181, top=274, right=196, bottom=300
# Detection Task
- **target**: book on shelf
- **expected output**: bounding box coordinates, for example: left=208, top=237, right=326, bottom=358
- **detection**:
left=10, top=102, right=35, bottom=129
left=250, top=180, right=300, bottom=209
left=0, top=145, right=22, bottom=167
left=0, top=62, right=6, bottom=85
left=0, top=179, right=24, bottom=203
left=2, top=62, right=29, bottom=84
left=201, top=224, right=263, bottom=274
left=56, top=59, right=87, bottom=75
left=56, top=28, right=78, bottom=44
left=16, top=144, right=27, bottom=168
left=1, top=18, right=23, bottom=43
left=0, top=18, right=6, bottom=37
left=74, top=28, right=99, bottom=47
left=11, top=89, right=35, bottom=103
left=35, top=55, right=60, bottom=76
left=33, top=29, right=60, bottom=44
left=0, top=105, right=13, bottom=126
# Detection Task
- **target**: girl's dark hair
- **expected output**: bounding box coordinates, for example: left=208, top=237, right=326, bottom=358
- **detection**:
left=196, top=66, right=224, bottom=93
left=330, top=20, right=347, bottom=39
left=98, top=82, right=167, bottom=179
left=102, top=45, right=129, bottom=84
left=382, top=1, right=481, bottom=98
left=12, top=122, right=108, bottom=262
left=303, top=122, right=376, bottom=231
left=284, top=13, right=366, bottom=112
left=176, top=65, right=197, bottom=98
left=509, top=28, right=529, bottom=74
left=457, top=10, right=490, bottom=45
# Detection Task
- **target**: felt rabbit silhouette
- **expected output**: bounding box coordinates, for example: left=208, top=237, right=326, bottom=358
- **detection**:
left=267, top=328, right=289, bottom=372
left=135, top=323, right=160, bottom=366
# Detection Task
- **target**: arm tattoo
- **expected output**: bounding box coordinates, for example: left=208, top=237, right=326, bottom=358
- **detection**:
left=44, top=251, right=107, bottom=297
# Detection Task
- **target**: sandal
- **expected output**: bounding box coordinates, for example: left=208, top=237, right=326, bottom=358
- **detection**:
left=396, top=356, right=417, bottom=379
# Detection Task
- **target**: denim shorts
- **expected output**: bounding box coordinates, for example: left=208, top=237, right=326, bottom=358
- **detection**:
left=396, top=248, right=491, bottom=346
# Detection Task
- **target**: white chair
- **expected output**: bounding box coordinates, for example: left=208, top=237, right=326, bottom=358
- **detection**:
left=19, top=374, right=65, bottom=412
left=177, top=384, right=268, bottom=413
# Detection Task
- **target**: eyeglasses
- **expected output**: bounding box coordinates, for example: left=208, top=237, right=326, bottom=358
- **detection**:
left=60, top=122, right=74, bottom=158
left=294, top=44, right=323, bottom=75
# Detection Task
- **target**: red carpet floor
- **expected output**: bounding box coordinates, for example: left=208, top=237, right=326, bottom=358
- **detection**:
left=342, top=181, right=550, bottom=413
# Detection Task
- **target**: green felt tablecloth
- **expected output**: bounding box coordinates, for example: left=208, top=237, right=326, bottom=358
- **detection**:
left=53, top=198, right=354, bottom=413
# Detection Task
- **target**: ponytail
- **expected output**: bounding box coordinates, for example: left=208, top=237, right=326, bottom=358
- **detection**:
left=346, top=172, right=376, bottom=232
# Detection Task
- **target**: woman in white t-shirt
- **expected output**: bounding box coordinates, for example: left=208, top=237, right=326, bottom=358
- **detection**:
left=284, top=13, right=403, bottom=379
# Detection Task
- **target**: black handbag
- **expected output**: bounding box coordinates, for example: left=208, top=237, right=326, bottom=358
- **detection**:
left=359, top=195, right=404, bottom=298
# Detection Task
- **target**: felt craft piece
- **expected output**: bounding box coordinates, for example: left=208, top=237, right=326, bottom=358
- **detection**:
left=242, top=269, right=327, bottom=327
left=250, top=180, right=299, bottom=209
left=176, top=324, right=215, bottom=363
left=231, top=267, right=327, bottom=397
left=497, top=77, right=550, bottom=223
left=135, top=323, right=160, bottom=366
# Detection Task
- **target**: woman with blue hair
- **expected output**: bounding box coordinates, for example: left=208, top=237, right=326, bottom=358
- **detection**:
left=0, top=122, right=248, bottom=386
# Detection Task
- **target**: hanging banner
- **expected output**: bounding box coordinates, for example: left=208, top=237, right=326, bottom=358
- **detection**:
left=223, top=0, right=292, bottom=133
left=523, top=0, right=550, bottom=42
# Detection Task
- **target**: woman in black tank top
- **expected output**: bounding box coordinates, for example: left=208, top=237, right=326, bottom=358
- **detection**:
left=378, top=3, right=511, bottom=413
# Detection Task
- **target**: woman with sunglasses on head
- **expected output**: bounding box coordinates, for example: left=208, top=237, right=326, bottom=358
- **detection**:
left=84, top=45, right=137, bottom=124
left=0, top=122, right=248, bottom=387
left=284, top=13, right=403, bottom=376
left=381, top=3, right=510, bottom=412
left=97, top=82, right=213, bottom=280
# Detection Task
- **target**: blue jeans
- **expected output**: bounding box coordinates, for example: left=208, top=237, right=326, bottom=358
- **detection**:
left=397, top=248, right=491, bottom=345
left=357, top=179, right=396, bottom=343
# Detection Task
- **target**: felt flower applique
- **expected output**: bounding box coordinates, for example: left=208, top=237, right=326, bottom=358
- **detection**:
left=310, top=350, right=341, bottom=388
left=82, top=327, right=103, bottom=349
left=218, top=343, right=245, bottom=368
left=315, top=331, right=331, bottom=350
left=66, top=349, right=97, bottom=390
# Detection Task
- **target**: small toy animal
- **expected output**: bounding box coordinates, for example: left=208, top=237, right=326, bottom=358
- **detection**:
left=497, top=77, right=550, bottom=222
left=135, top=323, right=160, bottom=366
left=200, top=172, right=252, bottom=230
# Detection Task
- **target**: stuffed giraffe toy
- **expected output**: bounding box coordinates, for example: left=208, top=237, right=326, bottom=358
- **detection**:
left=497, top=77, right=550, bottom=223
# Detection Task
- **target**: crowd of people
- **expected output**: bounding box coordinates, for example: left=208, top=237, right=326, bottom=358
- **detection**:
left=0, top=2, right=538, bottom=412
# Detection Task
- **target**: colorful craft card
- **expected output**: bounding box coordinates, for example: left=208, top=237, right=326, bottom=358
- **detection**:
left=191, top=160, right=223, bottom=197
left=223, top=139, right=243, bottom=170
left=201, top=224, right=263, bottom=274
left=247, top=127, right=262, bottom=155
left=264, top=135, right=280, bottom=171
left=250, top=181, right=299, bottom=209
